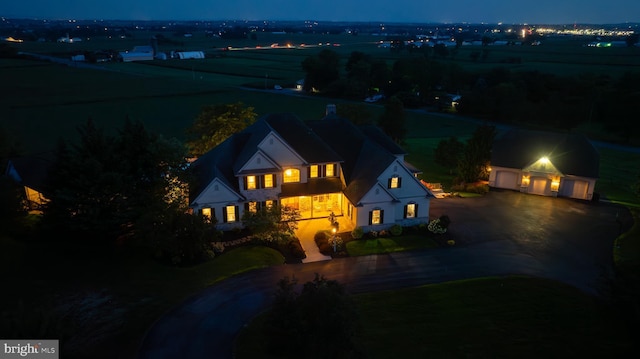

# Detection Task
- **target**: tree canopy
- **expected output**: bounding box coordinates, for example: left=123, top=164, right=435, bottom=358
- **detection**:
left=264, top=274, right=362, bottom=358
left=377, top=96, right=406, bottom=143
left=42, top=118, right=190, bottom=244
left=185, top=102, right=257, bottom=157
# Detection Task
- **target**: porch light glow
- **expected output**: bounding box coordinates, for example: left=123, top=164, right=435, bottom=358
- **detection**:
left=539, top=156, right=549, bottom=164
left=285, top=169, right=292, bottom=176
left=551, top=178, right=560, bottom=192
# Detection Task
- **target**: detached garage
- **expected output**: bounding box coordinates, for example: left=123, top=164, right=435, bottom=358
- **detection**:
left=489, top=129, right=599, bottom=200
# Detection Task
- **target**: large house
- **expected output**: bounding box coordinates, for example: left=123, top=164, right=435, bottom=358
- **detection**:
left=488, top=128, right=599, bottom=200
left=189, top=107, right=434, bottom=232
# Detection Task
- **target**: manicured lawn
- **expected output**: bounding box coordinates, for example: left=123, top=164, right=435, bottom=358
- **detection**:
left=346, top=234, right=439, bottom=256
left=235, top=276, right=635, bottom=358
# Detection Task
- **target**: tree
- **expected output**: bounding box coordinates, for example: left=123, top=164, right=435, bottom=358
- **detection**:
left=264, top=274, right=362, bottom=358
left=301, top=49, right=341, bottom=93
left=185, top=102, right=257, bottom=157
left=457, top=124, right=496, bottom=183
left=42, top=118, right=190, bottom=245
left=377, top=96, right=406, bottom=143
left=434, top=136, right=465, bottom=174
left=138, top=209, right=219, bottom=265
left=242, top=204, right=301, bottom=240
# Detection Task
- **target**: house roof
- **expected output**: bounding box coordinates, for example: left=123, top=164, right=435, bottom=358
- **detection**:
left=191, top=113, right=345, bottom=202
left=491, top=129, right=599, bottom=178
left=4, top=154, right=54, bottom=194
left=307, top=114, right=397, bottom=204
left=191, top=112, right=410, bottom=206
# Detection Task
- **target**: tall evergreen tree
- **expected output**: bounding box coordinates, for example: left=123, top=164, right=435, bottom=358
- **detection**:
left=377, top=96, right=406, bottom=143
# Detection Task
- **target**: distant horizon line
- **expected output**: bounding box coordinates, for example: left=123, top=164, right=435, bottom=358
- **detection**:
left=3, top=16, right=639, bottom=27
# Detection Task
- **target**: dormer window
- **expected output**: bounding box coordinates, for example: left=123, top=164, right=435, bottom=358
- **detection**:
left=283, top=168, right=300, bottom=183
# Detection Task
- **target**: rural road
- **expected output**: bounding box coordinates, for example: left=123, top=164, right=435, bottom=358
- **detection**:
left=138, top=190, right=632, bottom=359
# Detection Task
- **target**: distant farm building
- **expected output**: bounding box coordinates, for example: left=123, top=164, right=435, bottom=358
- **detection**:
left=173, top=51, right=205, bottom=59
left=119, top=45, right=154, bottom=62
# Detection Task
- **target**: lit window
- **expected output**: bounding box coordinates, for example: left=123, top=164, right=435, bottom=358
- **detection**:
left=225, top=205, right=236, bottom=222
left=248, top=201, right=258, bottom=213
left=201, top=207, right=212, bottom=219
left=371, top=209, right=382, bottom=224
left=310, top=165, right=319, bottom=178
left=264, top=174, right=274, bottom=188
left=283, top=168, right=300, bottom=183
left=265, top=200, right=275, bottom=208
left=389, top=177, right=401, bottom=189
left=406, top=203, right=416, bottom=218
left=325, top=164, right=334, bottom=177
left=246, top=175, right=256, bottom=190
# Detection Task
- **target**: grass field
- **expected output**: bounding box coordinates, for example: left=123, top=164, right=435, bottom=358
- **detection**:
left=4, top=32, right=640, bottom=154
left=234, top=276, right=635, bottom=358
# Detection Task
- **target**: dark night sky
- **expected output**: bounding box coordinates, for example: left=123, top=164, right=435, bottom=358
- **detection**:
left=2, top=0, right=639, bottom=24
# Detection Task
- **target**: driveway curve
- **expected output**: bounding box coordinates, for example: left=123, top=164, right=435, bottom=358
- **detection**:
left=138, top=190, right=633, bottom=359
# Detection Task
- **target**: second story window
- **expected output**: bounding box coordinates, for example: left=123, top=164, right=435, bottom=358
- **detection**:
left=264, top=174, right=274, bottom=188
left=325, top=163, right=335, bottom=177
left=389, top=176, right=402, bottom=189
left=310, top=165, right=319, bottom=178
left=283, top=168, right=300, bottom=183
left=246, top=175, right=257, bottom=190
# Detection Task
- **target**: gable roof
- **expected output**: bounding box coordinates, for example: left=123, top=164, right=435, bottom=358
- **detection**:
left=491, top=129, right=599, bottom=178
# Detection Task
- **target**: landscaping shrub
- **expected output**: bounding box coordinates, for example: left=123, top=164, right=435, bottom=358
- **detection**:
left=351, top=226, right=364, bottom=239
left=428, top=215, right=451, bottom=234
left=390, top=224, right=403, bottom=236
left=287, top=240, right=306, bottom=260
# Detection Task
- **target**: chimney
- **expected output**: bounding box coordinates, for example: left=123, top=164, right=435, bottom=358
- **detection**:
left=326, top=104, right=337, bottom=116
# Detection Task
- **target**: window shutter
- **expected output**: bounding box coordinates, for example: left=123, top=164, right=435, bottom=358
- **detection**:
left=273, top=174, right=277, bottom=187
left=235, top=206, right=239, bottom=219
left=259, top=175, right=264, bottom=189
left=387, top=178, right=392, bottom=188
left=380, top=210, right=384, bottom=224
left=404, top=205, right=408, bottom=218
left=243, top=177, right=248, bottom=190
left=321, top=165, right=326, bottom=177
left=414, top=204, right=419, bottom=217
left=368, top=211, right=373, bottom=225
left=308, top=166, right=311, bottom=178
left=244, top=203, right=249, bottom=212
left=223, top=208, right=228, bottom=223
left=398, top=177, right=402, bottom=188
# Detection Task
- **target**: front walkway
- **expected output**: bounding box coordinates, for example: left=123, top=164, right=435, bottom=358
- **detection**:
left=295, top=215, right=354, bottom=263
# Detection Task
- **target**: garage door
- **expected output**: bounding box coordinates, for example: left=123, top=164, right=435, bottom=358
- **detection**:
left=530, top=178, right=548, bottom=195
left=561, top=180, right=588, bottom=199
left=495, top=171, right=518, bottom=189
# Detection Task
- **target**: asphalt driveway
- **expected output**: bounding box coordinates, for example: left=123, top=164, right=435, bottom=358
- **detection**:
left=138, top=190, right=633, bottom=359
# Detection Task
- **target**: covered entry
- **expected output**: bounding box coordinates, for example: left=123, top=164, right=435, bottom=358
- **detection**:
left=281, top=193, right=343, bottom=219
